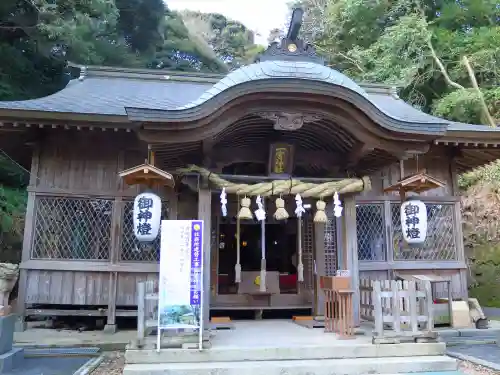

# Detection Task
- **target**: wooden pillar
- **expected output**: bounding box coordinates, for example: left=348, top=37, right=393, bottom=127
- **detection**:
left=15, top=144, right=40, bottom=331
left=104, top=149, right=126, bottom=334
left=449, top=152, right=468, bottom=299
left=454, top=201, right=468, bottom=299
left=336, top=217, right=345, bottom=269
left=313, top=222, right=325, bottom=316
left=198, top=188, right=212, bottom=328
left=104, top=198, right=123, bottom=334
left=167, top=188, right=178, bottom=220
left=15, top=193, right=35, bottom=332
left=343, top=196, right=360, bottom=326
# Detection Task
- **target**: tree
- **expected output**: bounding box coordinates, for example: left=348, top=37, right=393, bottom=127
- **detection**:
left=0, top=0, right=244, bottom=102
left=0, top=0, right=264, bottom=262
left=179, top=11, right=264, bottom=69
left=267, top=28, right=284, bottom=44
left=287, top=0, right=329, bottom=43
left=294, top=0, right=499, bottom=124
left=290, top=0, right=499, bottom=306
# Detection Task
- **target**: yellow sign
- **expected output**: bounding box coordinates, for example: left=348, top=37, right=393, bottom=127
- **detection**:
left=268, top=143, right=293, bottom=176
left=274, top=147, right=287, bottom=174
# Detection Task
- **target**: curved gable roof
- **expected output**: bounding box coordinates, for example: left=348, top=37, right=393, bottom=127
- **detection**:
left=175, top=60, right=368, bottom=110
left=124, top=60, right=452, bottom=136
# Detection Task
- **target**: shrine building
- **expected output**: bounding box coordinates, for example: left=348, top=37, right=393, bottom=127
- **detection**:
left=0, top=10, right=499, bottom=333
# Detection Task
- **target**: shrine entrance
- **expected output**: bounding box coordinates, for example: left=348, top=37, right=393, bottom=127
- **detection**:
left=217, top=219, right=299, bottom=296
left=209, top=188, right=339, bottom=316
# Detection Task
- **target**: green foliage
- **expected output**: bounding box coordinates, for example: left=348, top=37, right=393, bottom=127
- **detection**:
left=298, top=0, right=500, bottom=121
left=0, top=0, right=262, bottom=101
left=469, top=243, right=500, bottom=308
left=179, top=10, right=264, bottom=69
left=295, top=0, right=500, bottom=306
left=0, top=0, right=263, bottom=262
left=0, top=186, right=26, bottom=236
left=346, top=15, right=431, bottom=86
left=0, top=155, right=28, bottom=263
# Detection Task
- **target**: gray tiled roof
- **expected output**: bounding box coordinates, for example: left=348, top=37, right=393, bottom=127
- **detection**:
left=0, top=75, right=209, bottom=116
left=0, top=61, right=497, bottom=135
left=447, top=121, right=500, bottom=132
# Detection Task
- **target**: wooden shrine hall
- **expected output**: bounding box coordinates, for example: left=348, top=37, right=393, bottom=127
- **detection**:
left=1, top=9, right=500, bottom=334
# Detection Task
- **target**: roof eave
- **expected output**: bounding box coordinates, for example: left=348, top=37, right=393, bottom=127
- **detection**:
left=439, top=128, right=500, bottom=146
left=0, top=108, right=129, bottom=124
left=126, top=79, right=449, bottom=137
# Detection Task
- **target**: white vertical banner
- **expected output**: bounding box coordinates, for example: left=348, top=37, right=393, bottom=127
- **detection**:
left=157, top=220, right=204, bottom=351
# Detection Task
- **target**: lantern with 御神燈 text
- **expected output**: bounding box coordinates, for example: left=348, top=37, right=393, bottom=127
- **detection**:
left=133, top=192, right=162, bottom=242
left=400, top=197, right=427, bottom=247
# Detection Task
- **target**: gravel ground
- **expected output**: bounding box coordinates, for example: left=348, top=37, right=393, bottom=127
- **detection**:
left=460, top=360, right=500, bottom=375
left=92, top=352, right=125, bottom=375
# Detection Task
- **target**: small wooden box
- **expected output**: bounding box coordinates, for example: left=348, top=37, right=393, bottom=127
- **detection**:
left=333, top=276, right=351, bottom=290
left=320, top=276, right=351, bottom=290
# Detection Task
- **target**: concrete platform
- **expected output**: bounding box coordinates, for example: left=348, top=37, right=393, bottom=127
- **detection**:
left=123, top=356, right=457, bottom=375
left=14, top=329, right=134, bottom=350
left=124, top=321, right=458, bottom=375
left=12, top=320, right=500, bottom=350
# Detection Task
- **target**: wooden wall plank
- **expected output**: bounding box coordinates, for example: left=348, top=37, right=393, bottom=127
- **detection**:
left=35, top=131, right=140, bottom=196
left=116, top=273, right=158, bottom=306
left=24, top=271, right=110, bottom=305
left=361, top=147, right=454, bottom=198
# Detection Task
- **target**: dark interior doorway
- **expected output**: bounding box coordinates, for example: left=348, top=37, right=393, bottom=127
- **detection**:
left=217, top=219, right=298, bottom=294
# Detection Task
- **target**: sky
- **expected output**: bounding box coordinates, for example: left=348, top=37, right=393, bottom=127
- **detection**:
left=166, top=0, right=290, bottom=45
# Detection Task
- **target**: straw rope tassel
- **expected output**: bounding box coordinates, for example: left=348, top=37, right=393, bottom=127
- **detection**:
left=235, top=214, right=241, bottom=283
left=297, top=216, right=304, bottom=282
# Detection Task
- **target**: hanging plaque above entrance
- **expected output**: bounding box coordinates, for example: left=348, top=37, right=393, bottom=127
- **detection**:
left=268, top=143, right=295, bottom=177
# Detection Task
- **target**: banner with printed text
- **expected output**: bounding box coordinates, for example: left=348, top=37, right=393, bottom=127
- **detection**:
left=157, top=220, right=203, bottom=330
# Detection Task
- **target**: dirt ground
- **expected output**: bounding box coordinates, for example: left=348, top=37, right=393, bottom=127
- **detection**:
left=460, top=360, right=500, bottom=375
left=92, top=352, right=125, bottom=375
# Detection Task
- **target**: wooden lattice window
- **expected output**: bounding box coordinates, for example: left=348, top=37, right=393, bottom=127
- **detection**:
left=302, top=216, right=314, bottom=290
left=324, top=204, right=338, bottom=275
left=391, top=202, right=457, bottom=261
left=356, top=203, right=386, bottom=261
left=32, top=196, right=112, bottom=260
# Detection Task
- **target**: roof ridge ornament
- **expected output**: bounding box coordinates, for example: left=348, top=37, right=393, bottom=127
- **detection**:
left=256, top=8, right=325, bottom=65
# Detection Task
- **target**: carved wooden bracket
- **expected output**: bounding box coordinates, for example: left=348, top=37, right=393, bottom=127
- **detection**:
left=257, top=111, right=322, bottom=131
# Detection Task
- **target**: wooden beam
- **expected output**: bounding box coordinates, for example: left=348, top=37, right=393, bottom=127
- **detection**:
left=202, top=140, right=215, bottom=168
left=210, top=146, right=340, bottom=170
left=345, top=143, right=374, bottom=168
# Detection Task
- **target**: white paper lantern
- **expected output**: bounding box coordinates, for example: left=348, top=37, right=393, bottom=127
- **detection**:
left=133, top=192, right=162, bottom=242
left=401, top=197, right=427, bottom=246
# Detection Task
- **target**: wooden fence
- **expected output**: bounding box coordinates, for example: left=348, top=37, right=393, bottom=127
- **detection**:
left=360, top=279, right=436, bottom=344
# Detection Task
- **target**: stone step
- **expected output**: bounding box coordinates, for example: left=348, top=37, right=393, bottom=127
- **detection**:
left=125, top=342, right=447, bottom=364
left=123, top=355, right=458, bottom=375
